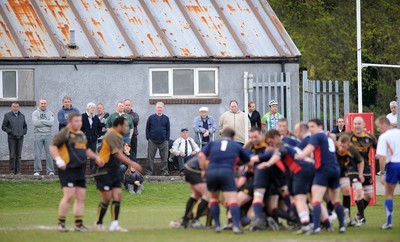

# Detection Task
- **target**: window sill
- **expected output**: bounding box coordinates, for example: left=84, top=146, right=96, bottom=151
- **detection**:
left=149, top=97, right=221, bottom=105
left=0, top=100, right=36, bottom=106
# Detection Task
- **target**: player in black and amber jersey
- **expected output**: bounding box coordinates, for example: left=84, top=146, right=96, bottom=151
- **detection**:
left=341, top=117, right=377, bottom=225
left=335, top=135, right=364, bottom=227
left=95, top=116, right=142, bottom=232
left=50, top=112, right=104, bottom=232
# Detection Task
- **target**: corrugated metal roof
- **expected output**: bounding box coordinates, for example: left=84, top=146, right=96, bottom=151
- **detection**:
left=0, top=0, right=300, bottom=59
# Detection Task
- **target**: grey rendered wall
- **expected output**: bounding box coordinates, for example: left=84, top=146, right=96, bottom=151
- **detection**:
left=0, top=63, right=298, bottom=161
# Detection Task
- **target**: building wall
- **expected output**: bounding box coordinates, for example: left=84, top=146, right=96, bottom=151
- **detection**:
left=0, top=62, right=299, bottom=161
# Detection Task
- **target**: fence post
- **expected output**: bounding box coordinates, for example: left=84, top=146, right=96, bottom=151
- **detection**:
left=302, top=71, right=309, bottom=122
left=335, top=80, right=339, bottom=119
left=280, top=73, right=285, bottom=117
left=262, top=74, right=266, bottom=115
left=286, top=73, right=292, bottom=129
left=316, top=81, right=321, bottom=118
left=329, top=80, right=333, bottom=131
left=397, top=79, right=400, bottom=129
left=344, top=81, right=350, bottom=115
left=322, top=81, right=327, bottom=131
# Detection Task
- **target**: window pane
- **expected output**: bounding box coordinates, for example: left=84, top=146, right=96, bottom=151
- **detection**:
left=152, top=71, right=169, bottom=95
left=2, top=71, right=17, bottom=98
left=198, top=70, right=216, bottom=94
left=173, top=69, right=194, bottom=95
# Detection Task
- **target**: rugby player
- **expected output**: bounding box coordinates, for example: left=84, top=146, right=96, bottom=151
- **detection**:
left=50, top=112, right=104, bottom=232
left=342, top=116, right=377, bottom=225
left=278, top=118, right=300, bottom=147
left=95, top=116, right=143, bottom=232
left=295, top=119, right=346, bottom=234
left=335, top=135, right=364, bottom=227
left=199, top=128, right=252, bottom=234
left=293, top=122, right=311, bottom=149
left=375, top=116, right=400, bottom=230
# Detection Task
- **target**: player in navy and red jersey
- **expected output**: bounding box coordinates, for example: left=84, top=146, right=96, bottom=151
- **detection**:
left=295, top=119, right=346, bottom=234
left=199, top=128, right=252, bottom=234
left=293, top=122, right=311, bottom=150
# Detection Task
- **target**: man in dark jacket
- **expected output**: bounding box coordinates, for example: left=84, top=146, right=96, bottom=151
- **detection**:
left=248, top=101, right=261, bottom=130
left=57, top=96, right=79, bottom=130
left=331, top=117, right=346, bottom=134
left=2, top=102, right=27, bottom=175
left=81, top=102, right=102, bottom=174
left=146, top=102, right=170, bottom=176
left=124, top=99, right=139, bottom=157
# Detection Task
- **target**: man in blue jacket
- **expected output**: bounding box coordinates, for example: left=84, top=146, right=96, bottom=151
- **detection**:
left=193, top=107, right=216, bottom=147
left=146, top=102, right=170, bottom=176
left=57, top=96, right=79, bottom=130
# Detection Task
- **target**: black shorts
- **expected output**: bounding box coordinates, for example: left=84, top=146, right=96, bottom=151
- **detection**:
left=95, top=171, right=122, bottom=191
left=58, top=166, right=86, bottom=188
left=349, top=174, right=373, bottom=186
left=184, top=169, right=204, bottom=185
left=240, top=178, right=254, bottom=197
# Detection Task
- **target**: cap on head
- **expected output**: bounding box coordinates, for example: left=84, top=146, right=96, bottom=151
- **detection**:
left=181, top=128, right=189, bottom=132
left=199, top=107, right=208, bottom=112
left=269, top=100, right=278, bottom=106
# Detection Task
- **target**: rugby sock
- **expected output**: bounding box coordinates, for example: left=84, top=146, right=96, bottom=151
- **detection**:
left=283, top=194, right=291, bottom=212
left=195, top=199, right=209, bottom=220
left=363, top=199, right=370, bottom=210
left=111, top=201, right=120, bottom=221
left=253, top=202, right=263, bottom=219
left=355, top=200, right=365, bottom=218
left=326, top=200, right=334, bottom=213
left=58, top=215, right=66, bottom=225
left=322, top=218, right=331, bottom=228
left=74, top=216, right=83, bottom=227
left=384, top=199, right=393, bottom=225
left=334, top=202, right=345, bottom=228
left=229, top=203, right=241, bottom=228
left=312, top=202, right=321, bottom=230
left=343, top=195, right=351, bottom=210
left=209, top=201, right=220, bottom=227
left=241, top=216, right=251, bottom=227
left=273, top=208, right=290, bottom=220
left=299, top=211, right=310, bottom=226
left=97, top=202, right=108, bottom=225
left=184, top=197, right=197, bottom=221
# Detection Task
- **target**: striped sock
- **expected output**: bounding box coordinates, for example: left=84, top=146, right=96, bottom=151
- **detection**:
left=229, top=203, right=241, bottom=228
left=385, top=199, right=393, bottom=225
left=209, top=201, right=220, bottom=227
left=312, top=202, right=321, bottom=230
left=253, top=202, right=263, bottom=219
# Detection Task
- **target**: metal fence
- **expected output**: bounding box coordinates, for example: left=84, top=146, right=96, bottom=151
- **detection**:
left=302, top=71, right=350, bottom=131
left=250, top=72, right=294, bottom=129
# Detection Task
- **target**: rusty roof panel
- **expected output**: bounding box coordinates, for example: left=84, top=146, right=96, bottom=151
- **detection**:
left=71, top=0, right=133, bottom=57
left=181, top=0, right=243, bottom=57
left=0, top=13, right=22, bottom=57
left=36, top=0, right=96, bottom=57
left=108, top=0, right=170, bottom=57
left=144, top=0, right=206, bottom=57
left=1, top=0, right=59, bottom=57
left=215, top=0, right=281, bottom=57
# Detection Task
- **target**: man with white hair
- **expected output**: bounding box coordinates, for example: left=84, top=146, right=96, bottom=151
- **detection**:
left=386, top=101, right=397, bottom=128
left=193, top=107, right=216, bottom=147
left=81, top=102, right=102, bottom=174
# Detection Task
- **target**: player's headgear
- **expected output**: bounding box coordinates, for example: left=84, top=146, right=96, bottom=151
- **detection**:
left=268, top=100, right=278, bottom=106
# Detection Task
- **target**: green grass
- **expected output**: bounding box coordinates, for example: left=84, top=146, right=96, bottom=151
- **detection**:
left=0, top=181, right=399, bottom=242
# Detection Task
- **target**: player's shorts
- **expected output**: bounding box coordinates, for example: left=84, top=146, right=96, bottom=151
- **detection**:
left=95, top=171, right=122, bottom=191
left=385, top=162, right=400, bottom=185
left=349, top=173, right=373, bottom=186
left=239, top=178, right=254, bottom=197
left=184, top=169, right=203, bottom=185
left=58, top=166, right=86, bottom=188
left=340, top=168, right=349, bottom=178
left=292, top=163, right=314, bottom=195
left=313, top=165, right=340, bottom=189
left=206, top=168, right=236, bottom=192
left=254, top=165, right=286, bottom=190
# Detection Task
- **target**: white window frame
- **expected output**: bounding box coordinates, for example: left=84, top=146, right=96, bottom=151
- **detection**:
left=0, top=70, right=18, bottom=100
left=149, top=68, right=218, bottom=97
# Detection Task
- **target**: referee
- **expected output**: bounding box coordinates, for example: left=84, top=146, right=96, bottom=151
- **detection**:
left=375, top=116, right=400, bottom=230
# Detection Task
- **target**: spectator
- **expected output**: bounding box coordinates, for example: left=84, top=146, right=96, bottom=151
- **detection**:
left=219, top=100, right=247, bottom=146
left=146, top=102, right=170, bottom=176
left=81, top=102, right=102, bottom=174
left=331, top=117, right=346, bottom=134
left=2, top=102, right=27, bottom=175
left=119, top=142, right=136, bottom=181
left=96, top=103, right=109, bottom=148
left=106, top=101, right=134, bottom=144
left=170, top=128, right=200, bottom=176
left=193, top=107, right=216, bottom=147
left=57, top=96, right=79, bottom=130
left=124, top=99, right=140, bottom=157
left=248, top=101, right=261, bottom=130
left=124, top=165, right=144, bottom=195
left=32, top=99, right=55, bottom=176
left=386, top=101, right=397, bottom=128
left=261, top=100, right=283, bottom=131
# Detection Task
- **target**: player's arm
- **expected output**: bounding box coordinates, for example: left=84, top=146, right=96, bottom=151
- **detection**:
left=86, top=149, right=104, bottom=167
left=295, top=144, right=315, bottom=160
left=115, top=152, right=143, bottom=174
left=258, top=154, right=280, bottom=169
left=376, top=136, right=388, bottom=185
left=49, top=145, right=66, bottom=171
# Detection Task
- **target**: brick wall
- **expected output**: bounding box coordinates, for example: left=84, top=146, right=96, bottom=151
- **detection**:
left=0, top=159, right=167, bottom=175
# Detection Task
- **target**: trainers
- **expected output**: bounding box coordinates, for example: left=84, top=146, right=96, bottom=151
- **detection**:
left=58, top=222, right=68, bottom=232
left=381, top=223, right=392, bottom=230
left=136, top=185, right=144, bottom=195
left=74, top=224, right=89, bottom=232
left=96, top=223, right=105, bottom=231
left=339, top=226, right=346, bottom=234
left=127, top=184, right=135, bottom=194
left=233, top=226, right=244, bottom=234
left=266, top=217, right=279, bottom=231
left=33, top=172, right=40, bottom=176
left=48, top=172, right=55, bottom=176
left=214, top=226, right=222, bottom=233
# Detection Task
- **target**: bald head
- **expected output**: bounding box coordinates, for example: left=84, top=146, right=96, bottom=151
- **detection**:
left=353, top=116, right=365, bottom=134
left=294, top=122, right=309, bottom=140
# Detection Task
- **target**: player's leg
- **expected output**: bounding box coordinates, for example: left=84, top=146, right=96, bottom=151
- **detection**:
left=73, top=187, right=87, bottom=231
left=192, top=183, right=209, bottom=226
left=96, top=190, right=112, bottom=230
left=381, top=163, right=400, bottom=229
left=209, top=191, right=221, bottom=231
left=294, top=194, right=310, bottom=232
left=58, top=187, right=76, bottom=231
left=223, top=191, right=243, bottom=234
left=311, top=184, right=327, bottom=232
left=351, top=179, right=365, bottom=225
left=109, top=188, right=126, bottom=232
left=340, top=177, right=352, bottom=226
left=182, top=185, right=200, bottom=227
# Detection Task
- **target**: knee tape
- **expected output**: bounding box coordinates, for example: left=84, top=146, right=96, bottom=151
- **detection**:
left=363, top=185, right=373, bottom=194
left=340, top=178, right=350, bottom=187
left=352, top=182, right=362, bottom=191
left=254, top=191, right=265, bottom=198
left=299, top=211, right=310, bottom=223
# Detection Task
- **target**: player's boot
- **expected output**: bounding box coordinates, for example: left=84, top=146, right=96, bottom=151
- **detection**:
left=214, top=225, right=222, bottom=233
left=190, top=219, right=204, bottom=229
left=306, top=227, right=321, bottom=235
left=354, top=214, right=366, bottom=226
left=266, top=217, right=279, bottom=231
left=58, top=222, right=68, bottom=232
left=381, top=223, right=392, bottom=230
left=74, top=224, right=89, bottom=232
left=109, top=221, right=128, bottom=232
left=222, top=222, right=233, bottom=230
left=96, top=223, right=105, bottom=231
left=233, top=226, right=244, bottom=234
left=339, top=226, right=346, bottom=234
